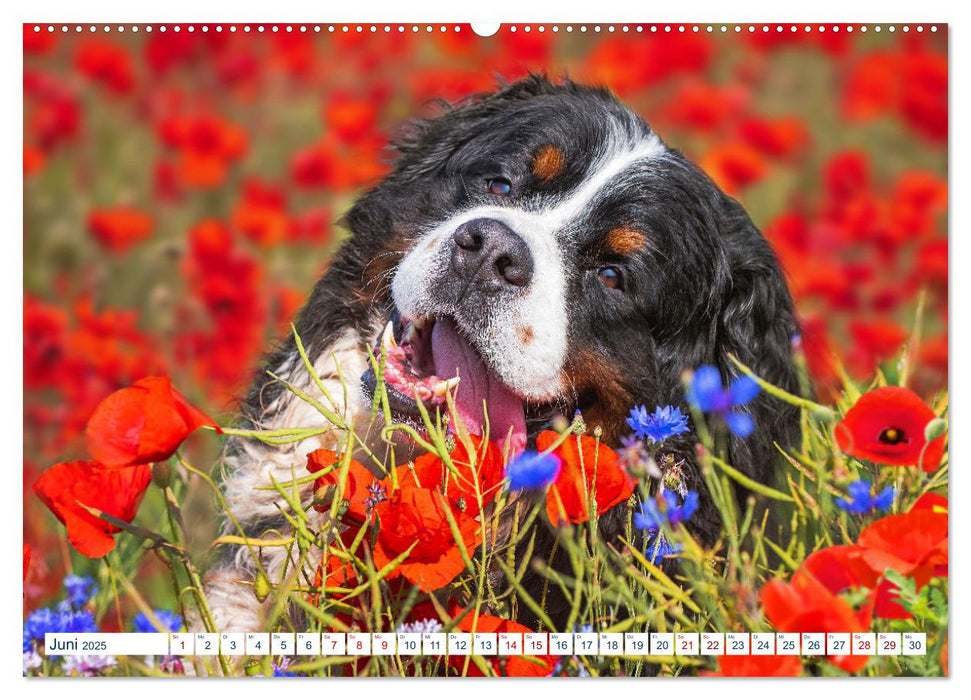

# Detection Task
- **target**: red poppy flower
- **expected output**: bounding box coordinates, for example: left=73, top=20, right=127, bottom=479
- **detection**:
left=796, top=316, right=840, bottom=391
left=919, top=334, right=948, bottom=379
left=305, top=449, right=377, bottom=523
left=890, top=171, right=947, bottom=240
left=309, top=534, right=362, bottom=607
left=900, top=50, right=947, bottom=143
left=738, top=116, right=810, bottom=160
left=24, top=25, right=58, bottom=55
left=911, top=492, right=948, bottom=513
left=86, top=376, right=218, bottom=468
left=24, top=145, right=45, bottom=176
left=857, top=507, right=948, bottom=618
left=760, top=569, right=871, bottom=673
left=824, top=150, right=870, bottom=202
left=157, top=113, right=248, bottom=189
left=286, top=206, right=332, bottom=245
left=835, top=386, right=946, bottom=471
left=23, top=544, right=31, bottom=583
left=273, top=286, right=306, bottom=336
left=663, top=81, right=749, bottom=131
left=452, top=612, right=555, bottom=677
left=404, top=435, right=506, bottom=517
left=800, top=545, right=880, bottom=595
left=536, top=431, right=635, bottom=525
left=323, top=90, right=381, bottom=144
left=843, top=51, right=898, bottom=122
left=702, top=654, right=803, bottom=677
left=371, top=484, right=480, bottom=593
left=144, top=31, right=197, bottom=75
left=75, top=39, right=135, bottom=94
left=913, top=239, right=948, bottom=289
left=179, top=220, right=267, bottom=398
left=24, top=295, right=67, bottom=389
left=230, top=178, right=290, bottom=246
left=699, top=143, right=768, bottom=195
left=584, top=35, right=711, bottom=96
left=406, top=68, right=494, bottom=105
left=87, top=206, right=154, bottom=253
left=290, top=140, right=338, bottom=189
left=33, top=460, right=152, bottom=558
left=25, top=72, right=81, bottom=151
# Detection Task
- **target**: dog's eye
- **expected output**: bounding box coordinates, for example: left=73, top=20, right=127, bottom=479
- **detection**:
left=598, top=266, right=624, bottom=290
left=486, top=177, right=512, bottom=196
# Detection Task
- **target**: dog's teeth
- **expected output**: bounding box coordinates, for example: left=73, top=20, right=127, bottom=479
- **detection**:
left=433, top=377, right=460, bottom=397
left=381, top=321, right=397, bottom=350
left=401, top=324, right=419, bottom=346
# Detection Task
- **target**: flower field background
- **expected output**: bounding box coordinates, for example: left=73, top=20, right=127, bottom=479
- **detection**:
left=23, top=24, right=947, bottom=677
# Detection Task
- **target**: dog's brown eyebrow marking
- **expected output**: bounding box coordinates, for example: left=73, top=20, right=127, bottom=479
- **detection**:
left=517, top=325, right=534, bottom=345
left=532, top=145, right=565, bottom=182
left=605, top=226, right=647, bottom=255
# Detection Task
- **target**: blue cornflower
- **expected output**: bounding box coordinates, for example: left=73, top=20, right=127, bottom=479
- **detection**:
left=643, top=531, right=683, bottom=564
left=60, top=609, right=98, bottom=634
left=24, top=607, right=97, bottom=652
left=634, top=490, right=699, bottom=531
left=626, top=405, right=690, bottom=444
left=272, top=659, right=297, bottom=677
left=506, top=451, right=562, bottom=491
left=24, top=607, right=59, bottom=652
left=686, top=365, right=761, bottom=438
left=836, top=479, right=894, bottom=514
left=132, top=610, right=183, bottom=633
left=63, top=574, right=98, bottom=609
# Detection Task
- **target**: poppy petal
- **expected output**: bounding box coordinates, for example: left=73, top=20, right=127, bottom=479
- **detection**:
left=33, top=460, right=152, bottom=558
left=835, top=386, right=945, bottom=470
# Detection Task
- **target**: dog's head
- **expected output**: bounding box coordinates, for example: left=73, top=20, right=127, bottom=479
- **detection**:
left=329, top=75, right=798, bottom=467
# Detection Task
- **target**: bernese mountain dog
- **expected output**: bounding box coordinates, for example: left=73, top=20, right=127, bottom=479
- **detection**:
left=203, top=75, right=801, bottom=633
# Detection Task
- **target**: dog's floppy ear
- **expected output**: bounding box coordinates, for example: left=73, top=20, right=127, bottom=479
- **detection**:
left=714, top=193, right=801, bottom=486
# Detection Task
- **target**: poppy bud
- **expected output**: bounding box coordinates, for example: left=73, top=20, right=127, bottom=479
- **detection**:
left=812, top=405, right=836, bottom=423
left=254, top=571, right=271, bottom=602
left=924, top=417, right=947, bottom=442
left=152, top=462, right=171, bottom=489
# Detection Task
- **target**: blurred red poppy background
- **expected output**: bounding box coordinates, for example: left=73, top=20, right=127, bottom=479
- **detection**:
left=23, top=24, right=947, bottom=609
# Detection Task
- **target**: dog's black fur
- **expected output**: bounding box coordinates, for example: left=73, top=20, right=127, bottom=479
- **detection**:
left=229, top=75, right=801, bottom=631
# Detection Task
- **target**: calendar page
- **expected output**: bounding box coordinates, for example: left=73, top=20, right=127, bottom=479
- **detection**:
left=22, top=18, right=948, bottom=680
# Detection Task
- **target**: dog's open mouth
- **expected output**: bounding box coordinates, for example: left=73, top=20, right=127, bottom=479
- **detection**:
left=362, top=311, right=528, bottom=453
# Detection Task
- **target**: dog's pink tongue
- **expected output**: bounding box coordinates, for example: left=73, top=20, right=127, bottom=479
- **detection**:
left=431, top=318, right=527, bottom=455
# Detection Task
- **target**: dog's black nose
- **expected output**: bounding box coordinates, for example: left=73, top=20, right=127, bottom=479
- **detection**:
left=451, top=218, right=534, bottom=290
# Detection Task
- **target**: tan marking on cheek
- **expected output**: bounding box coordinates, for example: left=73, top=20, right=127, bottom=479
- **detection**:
left=605, top=226, right=647, bottom=256
left=532, top=145, right=566, bottom=182
left=561, top=349, right=633, bottom=443
left=517, top=325, right=534, bottom=345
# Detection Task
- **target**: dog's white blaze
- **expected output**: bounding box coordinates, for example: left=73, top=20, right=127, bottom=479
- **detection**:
left=393, top=126, right=666, bottom=399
